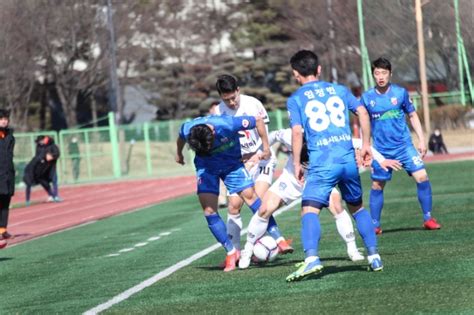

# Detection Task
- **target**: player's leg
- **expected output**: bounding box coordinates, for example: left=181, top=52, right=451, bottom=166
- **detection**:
left=198, top=169, right=239, bottom=271
left=328, top=189, right=364, bottom=261
left=340, top=163, right=383, bottom=271
left=370, top=159, right=391, bottom=234
left=252, top=160, right=289, bottom=248
left=286, top=169, right=336, bottom=282
left=226, top=194, right=244, bottom=251
left=412, top=169, right=441, bottom=229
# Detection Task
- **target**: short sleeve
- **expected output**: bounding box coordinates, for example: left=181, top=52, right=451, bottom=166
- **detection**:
left=231, top=116, right=256, bottom=132
left=402, top=89, right=416, bottom=114
left=178, top=123, right=187, bottom=140
left=287, top=97, right=302, bottom=127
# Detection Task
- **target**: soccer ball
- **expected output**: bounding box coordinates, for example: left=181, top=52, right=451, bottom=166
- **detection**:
left=253, top=235, right=279, bottom=262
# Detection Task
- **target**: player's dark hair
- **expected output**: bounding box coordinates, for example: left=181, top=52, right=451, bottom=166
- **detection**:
left=371, top=57, right=392, bottom=73
left=216, top=74, right=238, bottom=95
left=188, top=124, right=214, bottom=156
left=290, top=50, right=319, bottom=77
left=0, top=108, right=10, bottom=119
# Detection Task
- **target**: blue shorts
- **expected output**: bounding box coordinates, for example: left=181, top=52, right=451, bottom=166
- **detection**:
left=302, top=160, right=363, bottom=209
left=371, top=145, right=425, bottom=181
left=196, top=164, right=254, bottom=195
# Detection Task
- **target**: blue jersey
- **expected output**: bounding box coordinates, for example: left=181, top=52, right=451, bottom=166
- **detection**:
left=361, top=84, right=415, bottom=153
left=179, top=115, right=256, bottom=172
left=287, top=80, right=361, bottom=166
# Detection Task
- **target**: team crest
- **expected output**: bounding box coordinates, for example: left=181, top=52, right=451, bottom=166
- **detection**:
left=391, top=97, right=398, bottom=105
left=370, top=100, right=376, bottom=107
left=242, top=119, right=250, bottom=128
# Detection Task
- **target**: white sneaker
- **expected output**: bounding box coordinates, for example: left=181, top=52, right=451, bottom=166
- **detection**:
left=46, top=196, right=55, bottom=202
left=348, top=249, right=365, bottom=262
left=238, top=248, right=253, bottom=269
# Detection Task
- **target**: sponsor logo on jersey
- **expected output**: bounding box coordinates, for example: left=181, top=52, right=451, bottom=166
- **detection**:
left=391, top=97, right=398, bottom=105
left=378, top=109, right=401, bottom=120
left=242, top=119, right=250, bottom=128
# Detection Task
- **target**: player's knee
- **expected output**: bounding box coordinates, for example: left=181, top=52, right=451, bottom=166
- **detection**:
left=413, top=170, right=429, bottom=183
left=371, top=180, right=385, bottom=190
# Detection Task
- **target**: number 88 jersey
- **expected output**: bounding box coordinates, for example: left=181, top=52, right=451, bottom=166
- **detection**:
left=287, top=81, right=361, bottom=166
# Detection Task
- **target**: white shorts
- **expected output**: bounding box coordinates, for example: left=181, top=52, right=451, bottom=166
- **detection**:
left=228, top=155, right=276, bottom=197
left=268, top=168, right=302, bottom=204
left=269, top=169, right=340, bottom=205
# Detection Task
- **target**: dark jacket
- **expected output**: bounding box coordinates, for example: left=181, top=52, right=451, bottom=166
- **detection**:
left=0, top=128, right=15, bottom=196
left=23, top=147, right=59, bottom=186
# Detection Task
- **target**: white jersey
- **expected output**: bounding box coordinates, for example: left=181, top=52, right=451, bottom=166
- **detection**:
left=215, top=94, right=270, bottom=155
left=268, top=129, right=386, bottom=203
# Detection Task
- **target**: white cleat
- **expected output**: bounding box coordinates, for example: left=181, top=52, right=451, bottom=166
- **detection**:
left=238, top=249, right=253, bottom=269
left=348, top=249, right=365, bottom=262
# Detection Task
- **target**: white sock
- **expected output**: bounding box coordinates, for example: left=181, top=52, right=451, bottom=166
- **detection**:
left=304, top=256, right=319, bottom=264
left=246, top=213, right=269, bottom=246
left=227, top=213, right=243, bottom=250
left=334, top=210, right=358, bottom=253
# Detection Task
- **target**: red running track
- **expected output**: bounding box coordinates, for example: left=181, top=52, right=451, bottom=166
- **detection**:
left=8, top=176, right=196, bottom=246
left=5, top=151, right=472, bottom=247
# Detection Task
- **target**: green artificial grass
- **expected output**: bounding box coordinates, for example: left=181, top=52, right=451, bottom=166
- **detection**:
left=0, top=161, right=473, bottom=314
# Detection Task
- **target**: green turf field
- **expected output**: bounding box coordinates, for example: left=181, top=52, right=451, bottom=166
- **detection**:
left=1, top=161, right=473, bottom=314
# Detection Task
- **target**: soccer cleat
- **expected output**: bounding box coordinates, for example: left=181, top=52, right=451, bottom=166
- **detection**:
left=277, top=239, right=294, bottom=255
left=223, top=251, right=239, bottom=272
left=368, top=254, right=383, bottom=271
left=286, top=258, right=324, bottom=282
left=0, top=234, right=7, bottom=249
left=219, top=250, right=240, bottom=268
left=238, top=248, right=253, bottom=269
left=423, top=218, right=441, bottom=230
left=374, top=227, right=383, bottom=235
left=47, top=196, right=55, bottom=203
left=347, top=249, right=365, bottom=262
left=2, top=231, right=13, bottom=240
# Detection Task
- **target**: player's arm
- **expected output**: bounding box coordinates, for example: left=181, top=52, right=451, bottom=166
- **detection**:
left=352, top=138, right=402, bottom=171
left=255, top=116, right=271, bottom=161
left=291, top=125, right=304, bottom=184
left=175, top=126, right=186, bottom=165
left=408, top=111, right=427, bottom=158
left=355, top=105, right=372, bottom=167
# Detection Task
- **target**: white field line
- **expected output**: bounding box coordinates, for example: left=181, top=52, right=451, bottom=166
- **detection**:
left=83, top=199, right=301, bottom=315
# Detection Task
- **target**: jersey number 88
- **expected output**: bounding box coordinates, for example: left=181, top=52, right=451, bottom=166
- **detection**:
left=305, top=96, right=346, bottom=132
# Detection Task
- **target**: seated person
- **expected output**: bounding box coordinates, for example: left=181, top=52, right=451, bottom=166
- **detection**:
left=428, top=128, right=448, bottom=155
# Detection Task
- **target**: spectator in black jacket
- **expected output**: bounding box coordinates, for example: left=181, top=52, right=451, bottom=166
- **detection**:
left=0, top=109, right=15, bottom=248
left=23, top=145, right=60, bottom=206
left=35, top=135, right=63, bottom=201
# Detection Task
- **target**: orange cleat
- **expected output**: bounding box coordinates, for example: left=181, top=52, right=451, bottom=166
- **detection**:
left=375, top=227, right=383, bottom=235
left=223, top=250, right=240, bottom=272
left=277, top=239, right=294, bottom=255
left=423, top=218, right=441, bottom=230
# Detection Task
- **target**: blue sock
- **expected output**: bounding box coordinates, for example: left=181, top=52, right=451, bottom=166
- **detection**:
left=417, top=181, right=433, bottom=221
left=249, top=198, right=282, bottom=240
left=353, top=208, right=378, bottom=256
left=301, top=212, right=320, bottom=258
left=370, top=189, right=384, bottom=227
left=205, top=213, right=233, bottom=252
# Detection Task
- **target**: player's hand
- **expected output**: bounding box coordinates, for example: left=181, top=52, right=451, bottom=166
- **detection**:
left=259, top=149, right=271, bottom=161
left=418, top=142, right=427, bottom=158
left=244, top=153, right=259, bottom=170
left=380, top=159, right=402, bottom=171
left=241, top=152, right=255, bottom=163
left=175, top=153, right=185, bottom=165
left=360, top=144, right=372, bottom=167
left=355, top=148, right=363, bottom=168
left=294, top=163, right=305, bottom=185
